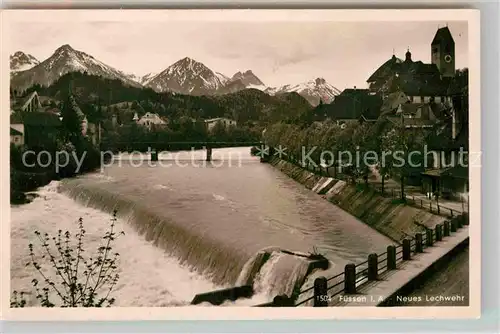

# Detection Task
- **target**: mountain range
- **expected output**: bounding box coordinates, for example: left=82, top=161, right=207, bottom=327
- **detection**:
left=10, top=51, right=40, bottom=72
left=10, top=44, right=339, bottom=106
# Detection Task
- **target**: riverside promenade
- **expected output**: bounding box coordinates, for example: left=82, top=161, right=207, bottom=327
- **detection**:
left=330, top=226, right=469, bottom=307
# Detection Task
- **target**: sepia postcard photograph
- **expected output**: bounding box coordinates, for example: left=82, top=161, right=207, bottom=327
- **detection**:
left=1, top=9, right=480, bottom=320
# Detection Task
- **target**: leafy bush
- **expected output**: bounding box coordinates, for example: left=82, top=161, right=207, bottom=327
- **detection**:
left=11, top=211, right=124, bottom=307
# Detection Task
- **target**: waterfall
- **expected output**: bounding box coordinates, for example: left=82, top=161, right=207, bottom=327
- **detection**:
left=253, top=251, right=311, bottom=298
left=236, top=247, right=280, bottom=286
left=57, top=179, right=332, bottom=304
left=236, top=247, right=321, bottom=300
left=59, top=181, right=249, bottom=286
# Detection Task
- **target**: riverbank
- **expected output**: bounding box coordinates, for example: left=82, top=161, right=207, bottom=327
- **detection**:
left=269, top=157, right=446, bottom=242
left=10, top=142, right=104, bottom=205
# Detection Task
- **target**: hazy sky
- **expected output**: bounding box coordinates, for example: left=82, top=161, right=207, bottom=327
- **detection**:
left=10, top=20, right=468, bottom=89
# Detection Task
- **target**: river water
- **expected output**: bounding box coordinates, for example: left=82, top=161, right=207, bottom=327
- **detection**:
left=11, top=147, right=392, bottom=307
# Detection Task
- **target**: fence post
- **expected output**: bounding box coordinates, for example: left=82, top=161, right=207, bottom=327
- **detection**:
left=443, top=221, right=450, bottom=236
left=402, top=239, right=411, bottom=260
left=415, top=233, right=423, bottom=253
left=313, top=277, right=328, bottom=307
left=426, top=229, right=434, bottom=247
left=151, top=149, right=158, bottom=162
left=367, top=253, right=378, bottom=281
left=450, top=209, right=454, bottom=217
left=457, top=215, right=464, bottom=228
left=429, top=202, right=432, bottom=213
left=437, top=204, right=440, bottom=215
left=463, top=214, right=469, bottom=226
left=451, top=219, right=457, bottom=232
left=344, top=263, right=356, bottom=294
left=420, top=199, right=423, bottom=208
left=387, top=245, right=396, bottom=270
left=436, top=224, right=443, bottom=242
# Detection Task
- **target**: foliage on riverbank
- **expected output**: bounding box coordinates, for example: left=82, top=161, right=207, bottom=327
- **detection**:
left=264, top=118, right=427, bottom=199
left=11, top=211, right=123, bottom=307
left=101, top=119, right=263, bottom=153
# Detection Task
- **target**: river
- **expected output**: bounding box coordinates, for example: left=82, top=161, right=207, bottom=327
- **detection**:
left=11, top=147, right=392, bottom=307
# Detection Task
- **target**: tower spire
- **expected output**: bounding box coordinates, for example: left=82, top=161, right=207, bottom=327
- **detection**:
left=405, top=47, right=412, bottom=62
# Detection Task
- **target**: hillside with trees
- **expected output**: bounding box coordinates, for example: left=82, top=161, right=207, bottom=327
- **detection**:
left=30, top=72, right=312, bottom=126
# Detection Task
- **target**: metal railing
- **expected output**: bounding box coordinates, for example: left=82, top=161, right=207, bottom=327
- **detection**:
left=256, top=213, right=468, bottom=307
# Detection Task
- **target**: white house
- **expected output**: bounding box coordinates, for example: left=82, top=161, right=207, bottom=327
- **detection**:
left=204, top=117, right=237, bottom=132
left=135, top=112, right=167, bottom=130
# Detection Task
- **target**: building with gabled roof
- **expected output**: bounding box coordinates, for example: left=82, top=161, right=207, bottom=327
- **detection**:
left=204, top=117, right=237, bottom=132
left=10, top=91, right=42, bottom=113
left=367, top=26, right=457, bottom=101
left=10, top=111, right=61, bottom=148
left=135, top=112, right=168, bottom=131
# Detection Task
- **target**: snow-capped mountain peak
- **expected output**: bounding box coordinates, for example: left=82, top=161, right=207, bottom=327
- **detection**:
left=10, top=44, right=140, bottom=91
left=126, top=72, right=157, bottom=85
left=145, top=57, right=227, bottom=95
left=265, top=77, right=340, bottom=106
left=230, top=70, right=265, bottom=87
left=10, top=51, right=40, bottom=72
left=55, top=44, right=74, bottom=53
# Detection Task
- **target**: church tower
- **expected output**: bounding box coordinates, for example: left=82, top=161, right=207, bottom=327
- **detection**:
left=431, top=26, right=455, bottom=77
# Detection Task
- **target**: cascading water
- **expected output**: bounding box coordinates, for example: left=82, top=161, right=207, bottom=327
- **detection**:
left=10, top=181, right=219, bottom=307
left=253, top=251, right=311, bottom=298
left=236, top=247, right=322, bottom=301
left=58, top=180, right=249, bottom=286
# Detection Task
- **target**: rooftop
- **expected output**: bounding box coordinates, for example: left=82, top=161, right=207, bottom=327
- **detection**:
left=204, top=117, right=235, bottom=123
left=431, top=26, right=455, bottom=45
left=10, top=111, right=62, bottom=127
left=317, top=89, right=383, bottom=120
left=10, top=127, right=23, bottom=136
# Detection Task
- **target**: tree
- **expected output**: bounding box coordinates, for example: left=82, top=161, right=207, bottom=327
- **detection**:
left=380, top=116, right=426, bottom=201
left=60, top=95, right=84, bottom=145
left=11, top=212, right=123, bottom=307
left=210, top=121, right=227, bottom=142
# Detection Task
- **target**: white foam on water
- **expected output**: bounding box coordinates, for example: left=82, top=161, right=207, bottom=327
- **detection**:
left=252, top=251, right=310, bottom=298
left=10, top=182, right=220, bottom=307
left=153, top=184, right=172, bottom=190
left=212, top=194, right=226, bottom=201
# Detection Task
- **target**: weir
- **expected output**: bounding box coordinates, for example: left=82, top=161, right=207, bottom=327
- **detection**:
left=54, top=147, right=395, bottom=306
left=192, top=248, right=330, bottom=305
left=59, top=181, right=329, bottom=296
left=59, top=181, right=249, bottom=285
